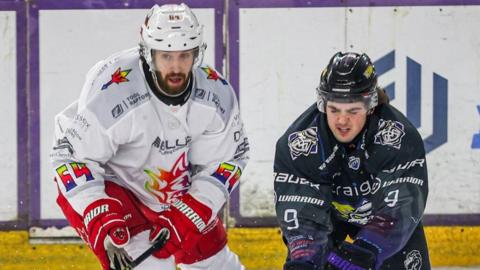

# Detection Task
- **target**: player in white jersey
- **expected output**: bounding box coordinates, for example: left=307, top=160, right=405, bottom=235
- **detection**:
left=50, top=3, right=248, bottom=270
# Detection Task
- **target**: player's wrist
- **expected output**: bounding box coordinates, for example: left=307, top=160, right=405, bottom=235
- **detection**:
left=352, top=239, right=380, bottom=257
left=327, top=241, right=376, bottom=270
left=170, top=193, right=213, bottom=233
left=284, top=261, right=317, bottom=270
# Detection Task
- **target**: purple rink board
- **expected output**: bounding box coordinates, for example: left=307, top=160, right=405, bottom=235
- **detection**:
left=0, top=0, right=28, bottom=230
left=1, top=0, right=479, bottom=230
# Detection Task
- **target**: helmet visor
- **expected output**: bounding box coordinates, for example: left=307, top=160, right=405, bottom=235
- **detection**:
left=316, top=87, right=378, bottom=113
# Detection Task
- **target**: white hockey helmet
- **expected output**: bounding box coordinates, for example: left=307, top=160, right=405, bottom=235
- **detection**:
left=140, top=3, right=206, bottom=71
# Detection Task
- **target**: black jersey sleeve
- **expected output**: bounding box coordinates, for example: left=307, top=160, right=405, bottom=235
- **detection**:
left=274, top=125, right=333, bottom=269
left=355, top=119, right=428, bottom=266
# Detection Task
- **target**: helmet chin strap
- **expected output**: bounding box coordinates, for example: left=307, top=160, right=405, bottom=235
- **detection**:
left=151, top=70, right=192, bottom=98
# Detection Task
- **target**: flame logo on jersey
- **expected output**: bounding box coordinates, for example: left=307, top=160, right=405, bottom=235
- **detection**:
left=101, top=67, right=132, bottom=90
left=201, top=66, right=228, bottom=85
left=144, top=152, right=191, bottom=203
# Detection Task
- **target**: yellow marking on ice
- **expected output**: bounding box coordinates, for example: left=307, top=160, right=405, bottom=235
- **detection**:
left=0, top=227, right=479, bottom=269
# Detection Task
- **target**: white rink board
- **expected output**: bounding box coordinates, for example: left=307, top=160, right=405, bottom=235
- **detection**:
left=0, top=11, right=18, bottom=220
left=346, top=6, right=480, bottom=215
left=238, top=7, right=347, bottom=216
left=39, top=8, right=216, bottom=219
left=239, top=6, right=480, bottom=217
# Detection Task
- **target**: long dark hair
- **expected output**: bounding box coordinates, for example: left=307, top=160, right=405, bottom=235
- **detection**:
left=377, top=87, right=390, bottom=105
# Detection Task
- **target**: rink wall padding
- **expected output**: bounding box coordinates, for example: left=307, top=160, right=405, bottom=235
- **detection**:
left=0, top=227, right=479, bottom=269
left=1, top=0, right=478, bottom=230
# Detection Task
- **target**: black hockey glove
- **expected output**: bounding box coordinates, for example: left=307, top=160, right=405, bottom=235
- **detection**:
left=325, top=241, right=376, bottom=270
left=284, top=261, right=317, bottom=270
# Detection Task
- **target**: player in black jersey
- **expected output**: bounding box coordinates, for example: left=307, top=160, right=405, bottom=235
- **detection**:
left=274, top=52, right=430, bottom=270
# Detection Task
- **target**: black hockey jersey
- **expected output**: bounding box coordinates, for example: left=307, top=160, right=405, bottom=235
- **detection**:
left=274, top=103, right=428, bottom=268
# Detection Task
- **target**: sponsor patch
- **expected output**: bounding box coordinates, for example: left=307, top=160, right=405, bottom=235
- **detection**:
left=286, top=234, right=317, bottom=260
left=277, top=195, right=324, bottom=206
left=126, top=92, right=150, bottom=106
left=374, top=119, right=406, bottom=149
left=382, top=177, right=424, bottom=188
left=151, top=136, right=191, bottom=155
left=319, top=145, right=338, bottom=171
left=288, top=127, right=318, bottom=160
left=194, top=88, right=206, bottom=99
left=73, top=114, right=90, bottom=131
left=382, top=159, right=425, bottom=173
left=172, top=199, right=207, bottom=232
left=274, top=172, right=320, bottom=190
left=234, top=137, right=250, bottom=159
left=332, top=179, right=381, bottom=197
left=111, top=104, right=124, bottom=118
left=53, top=137, right=74, bottom=155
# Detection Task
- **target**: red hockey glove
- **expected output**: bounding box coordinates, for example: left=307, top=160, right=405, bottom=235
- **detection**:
left=149, top=193, right=213, bottom=259
left=83, top=198, right=132, bottom=270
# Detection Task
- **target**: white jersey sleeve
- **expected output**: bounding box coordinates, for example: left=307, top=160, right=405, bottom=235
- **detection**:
left=50, top=49, right=138, bottom=214
left=187, top=66, right=250, bottom=216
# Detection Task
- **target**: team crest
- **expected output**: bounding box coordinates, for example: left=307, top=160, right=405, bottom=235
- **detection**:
left=144, top=152, right=191, bottom=205
left=332, top=199, right=372, bottom=225
left=101, top=67, right=132, bottom=90
left=288, top=127, right=318, bottom=160
left=348, top=156, right=360, bottom=170
left=404, top=250, right=422, bottom=270
left=374, top=119, right=405, bottom=149
left=201, top=66, right=228, bottom=85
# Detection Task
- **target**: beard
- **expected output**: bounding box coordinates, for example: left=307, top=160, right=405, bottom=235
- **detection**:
left=156, top=72, right=190, bottom=96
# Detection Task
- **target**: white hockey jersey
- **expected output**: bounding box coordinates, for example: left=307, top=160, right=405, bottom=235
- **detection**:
left=50, top=48, right=249, bottom=218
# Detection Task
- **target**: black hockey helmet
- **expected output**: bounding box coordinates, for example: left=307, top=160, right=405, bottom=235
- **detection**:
left=316, top=52, right=378, bottom=113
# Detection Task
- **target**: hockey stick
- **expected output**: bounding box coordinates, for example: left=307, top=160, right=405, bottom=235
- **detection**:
left=130, top=228, right=170, bottom=268
left=109, top=228, right=170, bottom=270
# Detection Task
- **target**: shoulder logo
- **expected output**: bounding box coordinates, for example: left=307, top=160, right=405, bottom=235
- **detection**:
left=404, top=250, right=422, bottom=270
left=101, top=67, right=132, bottom=90
left=201, top=66, right=228, bottom=85
left=288, top=127, right=318, bottom=160
left=374, top=119, right=405, bottom=149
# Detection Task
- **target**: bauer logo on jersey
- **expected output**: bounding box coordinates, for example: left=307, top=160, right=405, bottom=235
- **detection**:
left=201, top=66, right=228, bottom=85
left=101, top=67, right=132, bottom=90
left=374, top=119, right=405, bottom=149
left=288, top=127, right=318, bottom=160
left=404, top=250, right=422, bottom=270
